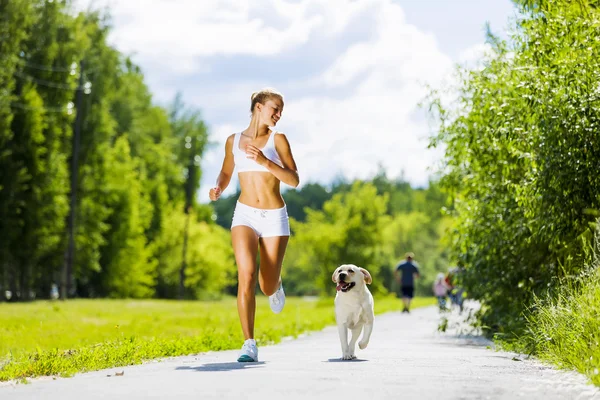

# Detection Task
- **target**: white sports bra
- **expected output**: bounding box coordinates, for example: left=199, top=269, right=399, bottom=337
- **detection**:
left=232, top=131, right=283, bottom=173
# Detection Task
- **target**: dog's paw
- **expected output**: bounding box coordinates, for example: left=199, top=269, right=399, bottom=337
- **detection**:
left=342, top=353, right=357, bottom=360
left=358, top=340, right=369, bottom=350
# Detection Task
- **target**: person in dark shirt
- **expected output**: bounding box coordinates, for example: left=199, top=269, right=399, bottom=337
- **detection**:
left=394, top=252, right=420, bottom=313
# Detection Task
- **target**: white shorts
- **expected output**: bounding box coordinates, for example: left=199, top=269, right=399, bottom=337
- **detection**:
left=231, top=202, right=290, bottom=238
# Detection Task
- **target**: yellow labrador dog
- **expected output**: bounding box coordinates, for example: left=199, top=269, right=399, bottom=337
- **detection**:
left=332, top=264, right=374, bottom=360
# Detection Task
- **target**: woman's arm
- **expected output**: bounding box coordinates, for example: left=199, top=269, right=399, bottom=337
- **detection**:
left=209, top=134, right=235, bottom=201
left=245, top=133, right=300, bottom=187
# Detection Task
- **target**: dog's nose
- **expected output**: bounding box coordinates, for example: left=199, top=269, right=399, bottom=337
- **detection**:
left=339, top=273, right=347, bottom=281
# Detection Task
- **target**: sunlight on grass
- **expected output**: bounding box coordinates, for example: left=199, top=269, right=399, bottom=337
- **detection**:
left=0, top=295, right=435, bottom=381
left=523, top=268, right=600, bottom=386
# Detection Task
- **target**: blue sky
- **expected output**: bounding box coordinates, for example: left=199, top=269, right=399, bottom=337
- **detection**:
left=75, top=0, right=518, bottom=202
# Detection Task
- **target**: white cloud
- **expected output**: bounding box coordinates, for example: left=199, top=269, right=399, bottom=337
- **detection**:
left=457, top=42, right=494, bottom=71
left=76, top=0, right=324, bottom=74
left=72, top=0, right=492, bottom=202
left=199, top=1, right=453, bottom=200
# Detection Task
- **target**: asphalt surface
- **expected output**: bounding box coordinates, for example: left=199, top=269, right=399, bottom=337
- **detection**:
left=2, top=302, right=599, bottom=400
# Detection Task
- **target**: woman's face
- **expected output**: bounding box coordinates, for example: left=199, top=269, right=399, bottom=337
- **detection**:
left=257, top=98, right=284, bottom=127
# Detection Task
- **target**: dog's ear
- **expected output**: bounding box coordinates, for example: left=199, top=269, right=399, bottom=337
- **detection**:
left=360, top=268, right=372, bottom=284
left=332, top=268, right=338, bottom=283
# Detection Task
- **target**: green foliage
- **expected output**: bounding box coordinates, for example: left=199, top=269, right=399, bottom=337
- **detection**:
left=151, top=204, right=236, bottom=299
left=283, top=182, right=333, bottom=222
left=99, top=136, right=155, bottom=298
left=382, top=212, right=453, bottom=295
left=426, top=0, right=600, bottom=334
left=212, top=171, right=452, bottom=297
left=281, top=180, right=451, bottom=297
left=526, top=269, right=600, bottom=385
left=0, top=2, right=35, bottom=256
left=169, top=93, right=209, bottom=205
left=0, top=2, right=227, bottom=300
left=521, top=221, right=600, bottom=385
left=1, top=0, right=85, bottom=300
left=0, top=1, right=450, bottom=303
left=287, top=182, right=389, bottom=295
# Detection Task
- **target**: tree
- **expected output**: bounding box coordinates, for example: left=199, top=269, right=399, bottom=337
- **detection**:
left=288, top=182, right=389, bottom=295
left=426, top=0, right=600, bottom=333
left=0, top=0, right=35, bottom=298
left=0, top=2, right=226, bottom=300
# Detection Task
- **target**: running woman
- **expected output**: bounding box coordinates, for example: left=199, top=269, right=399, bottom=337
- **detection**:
left=209, top=88, right=299, bottom=362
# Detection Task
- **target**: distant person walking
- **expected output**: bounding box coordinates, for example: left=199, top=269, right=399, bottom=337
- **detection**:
left=432, top=273, right=449, bottom=311
left=394, top=252, right=420, bottom=313
left=445, top=266, right=465, bottom=313
left=209, top=87, right=300, bottom=363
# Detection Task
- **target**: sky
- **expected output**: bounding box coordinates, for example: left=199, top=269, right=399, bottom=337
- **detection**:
left=74, top=0, right=518, bottom=202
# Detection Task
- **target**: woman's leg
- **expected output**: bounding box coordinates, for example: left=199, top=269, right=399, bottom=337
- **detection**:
left=231, top=226, right=259, bottom=339
left=258, top=236, right=289, bottom=296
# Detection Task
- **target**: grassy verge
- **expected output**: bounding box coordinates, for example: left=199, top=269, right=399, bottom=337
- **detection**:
left=521, top=266, right=600, bottom=386
left=0, top=295, right=435, bottom=382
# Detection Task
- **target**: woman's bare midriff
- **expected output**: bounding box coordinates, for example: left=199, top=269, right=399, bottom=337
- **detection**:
left=237, top=172, right=285, bottom=209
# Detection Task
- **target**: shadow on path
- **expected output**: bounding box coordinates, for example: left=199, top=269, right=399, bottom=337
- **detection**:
left=435, top=334, right=492, bottom=348
left=176, top=362, right=266, bottom=372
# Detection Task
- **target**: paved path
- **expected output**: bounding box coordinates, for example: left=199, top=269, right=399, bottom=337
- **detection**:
left=2, top=304, right=599, bottom=400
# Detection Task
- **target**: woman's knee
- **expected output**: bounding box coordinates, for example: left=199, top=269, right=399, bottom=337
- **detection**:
left=258, top=268, right=280, bottom=296
left=259, top=281, right=278, bottom=296
left=238, top=270, right=257, bottom=291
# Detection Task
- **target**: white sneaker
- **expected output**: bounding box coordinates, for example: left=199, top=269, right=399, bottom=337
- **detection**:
left=237, top=339, right=258, bottom=362
left=269, top=282, right=285, bottom=314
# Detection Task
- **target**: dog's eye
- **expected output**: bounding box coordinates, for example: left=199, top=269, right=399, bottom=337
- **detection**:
left=348, top=270, right=354, bottom=273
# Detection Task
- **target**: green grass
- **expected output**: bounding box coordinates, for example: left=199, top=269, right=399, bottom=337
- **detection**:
left=521, top=267, right=600, bottom=386
left=0, top=295, right=435, bottom=381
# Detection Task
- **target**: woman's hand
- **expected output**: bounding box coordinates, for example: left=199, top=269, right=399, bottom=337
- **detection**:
left=209, top=186, right=222, bottom=201
left=245, top=144, right=268, bottom=166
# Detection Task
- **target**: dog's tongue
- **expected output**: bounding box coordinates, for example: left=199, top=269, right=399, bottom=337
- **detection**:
left=336, top=283, right=343, bottom=291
